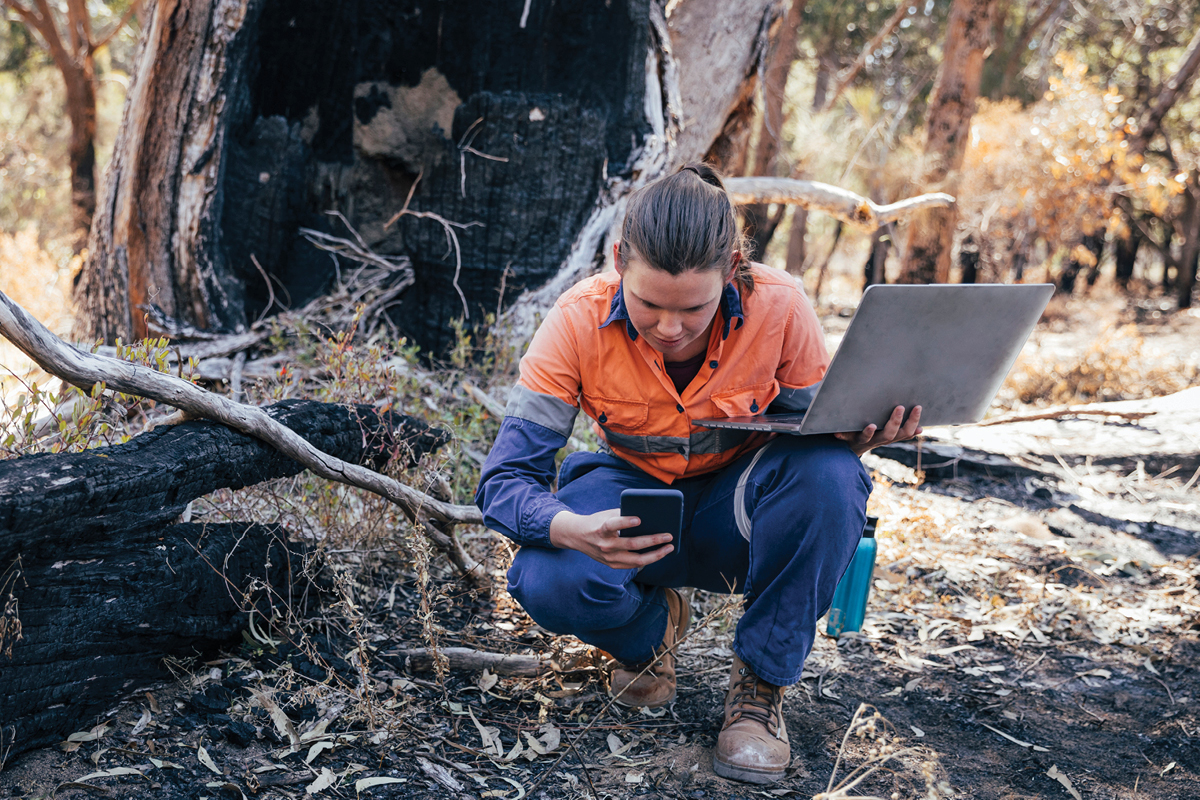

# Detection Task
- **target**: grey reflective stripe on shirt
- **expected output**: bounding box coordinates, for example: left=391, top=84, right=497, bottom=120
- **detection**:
left=774, top=380, right=822, bottom=412
left=504, top=384, right=579, bottom=437
left=602, top=429, right=689, bottom=455
left=734, top=440, right=774, bottom=541
left=689, top=425, right=754, bottom=455
left=601, top=425, right=754, bottom=459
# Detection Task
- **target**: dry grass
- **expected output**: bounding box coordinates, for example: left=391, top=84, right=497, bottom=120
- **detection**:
left=1004, top=325, right=1197, bottom=408
left=0, top=228, right=78, bottom=397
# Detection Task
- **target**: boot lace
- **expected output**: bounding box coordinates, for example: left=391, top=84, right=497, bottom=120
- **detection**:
left=726, top=666, right=782, bottom=736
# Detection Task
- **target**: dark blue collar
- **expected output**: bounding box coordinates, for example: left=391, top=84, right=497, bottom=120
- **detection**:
left=599, top=279, right=745, bottom=341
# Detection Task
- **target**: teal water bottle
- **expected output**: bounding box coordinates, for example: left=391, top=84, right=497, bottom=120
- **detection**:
left=826, top=516, right=878, bottom=638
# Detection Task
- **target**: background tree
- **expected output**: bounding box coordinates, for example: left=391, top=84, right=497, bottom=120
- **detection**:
left=0, top=0, right=142, bottom=250
left=897, top=0, right=997, bottom=284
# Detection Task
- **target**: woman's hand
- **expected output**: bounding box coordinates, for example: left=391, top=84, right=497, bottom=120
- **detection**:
left=549, top=508, right=675, bottom=569
left=835, top=405, right=923, bottom=457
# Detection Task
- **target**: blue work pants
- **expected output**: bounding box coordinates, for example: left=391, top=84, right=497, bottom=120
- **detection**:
left=506, top=435, right=872, bottom=686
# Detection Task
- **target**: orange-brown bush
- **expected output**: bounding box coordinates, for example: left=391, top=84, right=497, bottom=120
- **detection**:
left=959, top=52, right=1186, bottom=273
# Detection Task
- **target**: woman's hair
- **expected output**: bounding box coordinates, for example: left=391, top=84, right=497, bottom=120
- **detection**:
left=617, top=162, right=754, bottom=294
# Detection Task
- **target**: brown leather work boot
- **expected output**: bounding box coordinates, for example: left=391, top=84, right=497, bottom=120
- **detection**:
left=713, top=654, right=790, bottom=783
left=609, top=588, right=691, bottom=707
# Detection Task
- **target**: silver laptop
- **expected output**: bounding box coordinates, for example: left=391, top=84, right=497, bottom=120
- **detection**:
left=695, top=284, right=1053, bottom=435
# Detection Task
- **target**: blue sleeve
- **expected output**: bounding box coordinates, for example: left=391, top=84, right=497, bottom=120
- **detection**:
left=474, top=416, right=574, bottom=549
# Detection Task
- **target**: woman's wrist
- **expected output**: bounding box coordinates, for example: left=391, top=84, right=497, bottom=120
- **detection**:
left=549, top=509, right=580, bottom=550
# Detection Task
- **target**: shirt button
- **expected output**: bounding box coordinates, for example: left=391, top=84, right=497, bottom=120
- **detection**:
left=709, top=360, right=719, bottom=368
left=599, top=413, right=607, bottom=424
left=750, top=401, right=759, bottom=413
left=676, top=404, right=684, bottom=413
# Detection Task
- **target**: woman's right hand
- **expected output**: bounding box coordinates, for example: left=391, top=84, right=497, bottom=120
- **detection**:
left=549, top=509, right=675, bottom=569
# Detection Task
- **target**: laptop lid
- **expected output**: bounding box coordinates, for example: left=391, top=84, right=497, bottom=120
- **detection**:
left=695, top=283, right=1053, bottom=435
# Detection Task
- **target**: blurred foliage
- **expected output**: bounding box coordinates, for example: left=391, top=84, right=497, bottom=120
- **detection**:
left=958, top=52, right=1187, bottom=281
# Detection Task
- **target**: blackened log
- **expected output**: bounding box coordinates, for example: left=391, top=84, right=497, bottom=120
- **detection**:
left=0, top=399, right=449, bottom=766
left=0, top=399, right=449, bottom=566
left=0, top=522, right=304, bottom=764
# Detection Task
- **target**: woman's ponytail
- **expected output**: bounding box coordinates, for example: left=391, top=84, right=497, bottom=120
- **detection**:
left=617, top=162, right=755, bottom=295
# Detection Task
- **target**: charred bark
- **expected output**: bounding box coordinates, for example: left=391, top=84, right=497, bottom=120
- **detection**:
left=0, top=522, right=303, bottom=764
left=0, top=399, right=449, bottom=763
left=76, top=0, right=782, bottom=357
left=0, top=399, right=448, bottom=567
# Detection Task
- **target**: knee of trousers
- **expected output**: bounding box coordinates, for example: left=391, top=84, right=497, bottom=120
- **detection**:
left=744, top=438, right=872, bottom=557
left=760, top=437, right=872, bottom=505
left=507, top=548, right=637, bottom=635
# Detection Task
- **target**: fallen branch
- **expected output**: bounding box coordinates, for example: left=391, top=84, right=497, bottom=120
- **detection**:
left=389, top=647, right=549, bottom=677
left=0, top=289, right=484, bottom=540
left=724, top=176, right=954, bottom=229
left=978, top=408, right=1155, bottom=427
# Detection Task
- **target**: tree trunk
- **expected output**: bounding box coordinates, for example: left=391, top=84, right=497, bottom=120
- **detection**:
left=741, top=0, right=804, bottom=259
left=62, top=53, right=97, bottom=247
left=75, top=0, right=786, bottom=355
left=863, top=223, right=892, bottom=288
left=1114, top=229, right=1140, bottom=289
left=1057, top=231, right=1104, bottom=295
left=1178, top=176, right=1200, bottom=309
left=0, top=399, right=448, bottom=763
left=785, top=206, right=808, bottom=275
left=959, top=233, right=979, bottom=284
left=897, top=0, right=996, bottom=285
left=3, top=0, right=101, bottom=249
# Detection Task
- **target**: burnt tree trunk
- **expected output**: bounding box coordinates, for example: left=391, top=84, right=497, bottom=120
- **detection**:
left=897, top=0, right=997, bottom=285
left=0, top=399, right=448, bottom=763
left=75, top=0, right=785, bottom=355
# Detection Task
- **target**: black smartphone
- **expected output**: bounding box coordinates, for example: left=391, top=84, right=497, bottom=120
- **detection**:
left=619, top=488, right=684, bottom=553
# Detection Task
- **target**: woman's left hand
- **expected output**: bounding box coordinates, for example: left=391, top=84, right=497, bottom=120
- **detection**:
left=835, top=405, right=923, bottom=457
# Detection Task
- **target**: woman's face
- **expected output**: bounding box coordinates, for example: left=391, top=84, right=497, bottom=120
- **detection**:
left=615, top=247, right=732, bottom=359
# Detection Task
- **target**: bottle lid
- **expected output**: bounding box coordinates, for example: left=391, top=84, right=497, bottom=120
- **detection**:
left=862, top=516, right=878, bottom=538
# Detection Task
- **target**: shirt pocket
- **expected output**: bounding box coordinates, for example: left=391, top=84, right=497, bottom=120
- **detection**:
left=709, top=379, right=779, bottom=418
left=582, top=393, right=649, bottom=432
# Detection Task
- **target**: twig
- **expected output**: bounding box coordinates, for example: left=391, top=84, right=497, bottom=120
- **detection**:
left=1152, top=675, right=1175, bottom=705
left=384, top=171, right=483, bottom=319
left=1016, top=652, right=1047, bottom=680
left=1182, top=465, right=1200, bottom=492
left=388, top=647, right=548, bottom=677
left=249, top=254, right=281, bottom=325
left=978, top=408, right=1154, bottom=427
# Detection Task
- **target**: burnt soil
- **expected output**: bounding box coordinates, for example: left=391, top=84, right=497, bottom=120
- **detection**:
left=3, top=449, right=1197, bottom=800
left=3, top=298, right=1199, bottom=800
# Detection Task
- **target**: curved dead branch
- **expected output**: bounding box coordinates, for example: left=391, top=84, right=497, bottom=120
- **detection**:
left=0, top=290, right=485, bottom=534
left=725, top=177, right=955, bottom=229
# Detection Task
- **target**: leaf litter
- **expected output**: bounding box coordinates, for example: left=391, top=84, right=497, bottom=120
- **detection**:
left=6, top=298, right=1200, bottom=799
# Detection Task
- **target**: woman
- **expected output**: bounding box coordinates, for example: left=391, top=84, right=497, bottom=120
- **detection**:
left=475, top=163, right=920, bottom=784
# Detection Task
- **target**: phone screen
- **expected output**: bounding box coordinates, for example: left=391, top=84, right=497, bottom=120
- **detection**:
left=619, top=489, right=684, bottom=553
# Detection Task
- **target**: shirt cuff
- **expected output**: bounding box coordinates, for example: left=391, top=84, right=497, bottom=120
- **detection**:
left=519, top=493, right=573, bottom=549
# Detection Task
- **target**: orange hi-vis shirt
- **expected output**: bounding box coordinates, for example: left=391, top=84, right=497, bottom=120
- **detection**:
left=505, top=264, right=830, bottom=483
